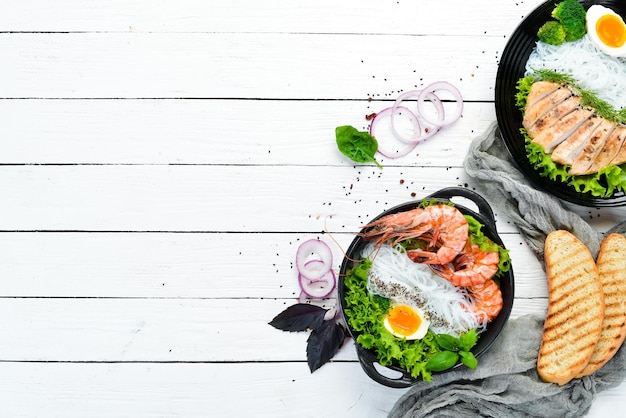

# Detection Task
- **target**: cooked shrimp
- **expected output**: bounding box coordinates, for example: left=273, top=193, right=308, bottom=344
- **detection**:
left=360, top=207, right=432, bottom=246
left=431, top=242, right=499, bottom=287
left=467, top=278, right=503, bottom=322
left=361, top=205, right=468, bottom=265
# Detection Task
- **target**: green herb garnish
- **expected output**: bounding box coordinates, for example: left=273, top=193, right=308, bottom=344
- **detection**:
left=525, top=69, right=626, bottom=124
left=335, top=125, right=382, bottom=168
left=428, top=330, right=479, bottom=371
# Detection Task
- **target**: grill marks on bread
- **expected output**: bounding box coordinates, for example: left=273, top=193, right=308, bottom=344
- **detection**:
left=523, top=81, right=626, bottom=175
left=537, top=230, right=604, bottom=386
left=537, top=231, right=626, bottom=385
left=576, top=233, right=626, bottom=377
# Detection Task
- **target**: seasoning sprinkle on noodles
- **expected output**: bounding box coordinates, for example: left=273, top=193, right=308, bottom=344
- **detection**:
left=363, top=243, right=488, bottom=337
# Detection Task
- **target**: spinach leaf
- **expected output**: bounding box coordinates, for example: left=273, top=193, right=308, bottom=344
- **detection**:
left=335, top=125, right=382, bottom=168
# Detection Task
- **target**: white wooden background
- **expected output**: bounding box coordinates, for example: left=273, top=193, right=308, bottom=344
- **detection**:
left=1, top=0, right=625, bottom=416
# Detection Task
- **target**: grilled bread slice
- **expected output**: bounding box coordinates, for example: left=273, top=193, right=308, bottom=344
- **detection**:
left=537, top=230, right=605, bottom=385
left=577, top=233, right=626, bottom=377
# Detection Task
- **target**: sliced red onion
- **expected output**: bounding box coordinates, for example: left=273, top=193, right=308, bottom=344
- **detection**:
left=391, top=90, right=444, bottom=144
left=298, top=291, right=307, bottom=304
left=298, top=269, right=336, bottom=299
left=301, top=259, right=328, bottom=280
left=366, top=81, right=462, bottom=160
left=417, top=81, right=463, bottom=127
left=296, top=239, right=333, bottom=281
left=370, top=106, right=421, bottom=158
left=324, top=306, right=338, bottom=321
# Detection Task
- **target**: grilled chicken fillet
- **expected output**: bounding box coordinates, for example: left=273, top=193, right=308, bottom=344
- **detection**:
left=523, top=81, right=626, bottom=175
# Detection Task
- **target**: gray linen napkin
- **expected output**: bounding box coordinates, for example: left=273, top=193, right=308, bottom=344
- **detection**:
left=388, top=122, right=626, bottom=418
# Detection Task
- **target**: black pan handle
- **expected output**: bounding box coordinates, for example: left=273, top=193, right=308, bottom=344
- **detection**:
left=427, top=187, right=496, bottom=227
left=355, top=344, right=415, bottom=389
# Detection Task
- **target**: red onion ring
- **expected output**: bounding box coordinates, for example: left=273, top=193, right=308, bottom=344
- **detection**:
left=298, top=270, right=336, bottom=299
left=369, top=83, right=459, bottom=159
left=370, top=106, right=421, bottom=159
left=298, top=291, right=308, bottom=304
left=391, top=90, right=444, bottom=144
left=301, top=259, right=329, bottom=281
left=417, top=81, right=463, bottom=127
left=324, top=306, right=338, bottom=321
left=296, top=239, right=333, bottom=281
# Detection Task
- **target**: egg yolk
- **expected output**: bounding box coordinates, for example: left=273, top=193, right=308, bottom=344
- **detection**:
left=596, top=14, right=626, bottom=48
left=387, top=305, right=421, bottom=336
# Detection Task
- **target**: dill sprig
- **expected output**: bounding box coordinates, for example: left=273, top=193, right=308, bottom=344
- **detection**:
left=533, top=68, right=626, bottom=125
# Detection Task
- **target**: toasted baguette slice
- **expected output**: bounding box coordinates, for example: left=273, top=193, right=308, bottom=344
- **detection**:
left=537, top=230, right=605, bottom=385
left=577, top=233, right=626, bottom=377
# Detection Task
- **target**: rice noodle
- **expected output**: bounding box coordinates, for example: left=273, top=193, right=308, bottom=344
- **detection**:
left=362, top=243, right=487, bottom=337
left=525, top=35, right=626, bottom=110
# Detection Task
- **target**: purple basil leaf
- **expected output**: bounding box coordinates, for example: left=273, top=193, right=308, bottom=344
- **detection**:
left=306, top=321, right=346, bottom=372
left=268, top=303, right=327, bottom=332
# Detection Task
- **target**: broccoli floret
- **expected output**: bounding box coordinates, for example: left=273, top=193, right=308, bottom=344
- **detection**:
left=536, top=0, right=586, bottom=45
left=551, top=0, right=586, bottom=41
left=537, top=20, right=567, bottom=45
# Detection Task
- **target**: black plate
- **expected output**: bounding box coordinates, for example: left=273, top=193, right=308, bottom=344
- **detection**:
left=338, top=188, right=514, bottom=388
left=495, top=0, right=626, bottom=207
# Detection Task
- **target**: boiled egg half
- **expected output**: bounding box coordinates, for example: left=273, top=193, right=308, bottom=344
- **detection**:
left=586, top=5, right=626, bottom=57
left=383, top=303, right=430, bottom=340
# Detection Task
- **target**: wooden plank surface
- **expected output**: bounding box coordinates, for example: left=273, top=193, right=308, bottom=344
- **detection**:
left=0, top=100, right=495, bottom=165
left=3, top=0, right=626, bottom=416
left=0, top=232, right=547, bottom=298
left=1, top=32, right=501, bottom=100
left=0, top=0, right=537, bottom=35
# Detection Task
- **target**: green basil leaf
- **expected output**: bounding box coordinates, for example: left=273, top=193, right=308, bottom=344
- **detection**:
left=425, top=350, right=459, bottom=372
left=459, top=350, right=478, bottom=370
left=335, top=125, right=382, bottom=168
left=435, top=334, right=461, bottom=351
left=459, top=329, right=478, bottom=352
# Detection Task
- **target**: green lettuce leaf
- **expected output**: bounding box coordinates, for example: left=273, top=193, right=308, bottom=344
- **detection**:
left=522, top=128, right=626, bottom=198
